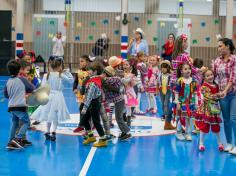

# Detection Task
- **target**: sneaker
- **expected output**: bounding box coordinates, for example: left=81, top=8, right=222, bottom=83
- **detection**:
left=6, top=141, right=23, bottom=150
left=175, top=131, right=185, bottom=141
left=93, top=139, right=107, bottom=147
left=119, top=133, right=132, bottom=141
left=134, top=110, right=145, bottom=115
left=83, top=136, right=96, bottom=145
left=32, top=121, right=40, bottom=125
left=199, top=144, right=205, bottom=152
left=224, top=144, right=233, bottom=152
left=185, top=134, right=192, bottom=141
left=45, top=133, right=51, bottom=140
left=50, top=132, right=56, bottom=141
left=11, top=138, right=24, bottom=148
left=73, top=127, right=84, bottom=133
left=229, top=147, right=236, bottom=155
left=218, top=144, right=224, bottom=152
left=105, top=134, right=115, bottom=141
left=22, top=139, right=32, bottom=146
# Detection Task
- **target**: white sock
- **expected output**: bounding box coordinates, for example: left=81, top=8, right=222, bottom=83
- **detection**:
left=51, top=121, right=58, bottom=133
left=215, top=132, right=222, bottom=145
left=200, top=132, right=205, bottom=145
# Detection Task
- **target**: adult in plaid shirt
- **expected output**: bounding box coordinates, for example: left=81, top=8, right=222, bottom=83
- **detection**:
left=212, top=38, right=236, bottom=155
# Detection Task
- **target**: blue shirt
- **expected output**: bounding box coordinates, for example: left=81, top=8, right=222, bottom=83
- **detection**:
left=128, top=39, right=149, bottom=56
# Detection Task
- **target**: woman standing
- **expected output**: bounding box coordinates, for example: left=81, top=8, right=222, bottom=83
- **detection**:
left=161, top=33, right=175, bottom=62
left=128, top=28, right=149, bottom=56
left=212, top=38, right=236, bottom=155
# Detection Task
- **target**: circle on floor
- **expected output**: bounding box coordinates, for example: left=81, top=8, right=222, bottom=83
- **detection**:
left=32, top=113, right=175, bottom=137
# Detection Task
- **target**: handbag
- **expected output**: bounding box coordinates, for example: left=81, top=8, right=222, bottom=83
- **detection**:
left=208, top=100, right=220, bottom=115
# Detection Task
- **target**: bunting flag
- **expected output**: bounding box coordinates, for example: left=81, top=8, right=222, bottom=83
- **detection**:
left=178, top=0, right=184, bottom=29
left=65, top=0, right=71, bottom=25
left=16, top=33, right=24, bottom=56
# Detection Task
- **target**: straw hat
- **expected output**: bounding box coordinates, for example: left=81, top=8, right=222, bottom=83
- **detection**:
left=27, top=85, right=50, bottom=106
left=108, top=56, right=122, bottom=68
left=104, top=66, right=116, bottom=77
left=135, top=28, right=144, bottom=36
left=160, top=60, right=171, bottom=68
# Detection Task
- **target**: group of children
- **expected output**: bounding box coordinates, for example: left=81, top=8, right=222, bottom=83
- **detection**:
left=4, top=34, right=225, bottom=151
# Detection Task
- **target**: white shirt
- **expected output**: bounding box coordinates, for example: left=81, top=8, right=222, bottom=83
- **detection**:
left=52, top=36, right=66, bottom=57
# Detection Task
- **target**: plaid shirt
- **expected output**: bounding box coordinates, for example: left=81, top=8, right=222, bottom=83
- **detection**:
left=212, top=55, right=236, bottom=92
left=170, top=53, right=197, bottom=84
left=83, top=77, right=102, bottom=110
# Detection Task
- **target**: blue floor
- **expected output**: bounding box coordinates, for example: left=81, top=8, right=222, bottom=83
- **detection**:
left=0, top=76, right=236, bottom=176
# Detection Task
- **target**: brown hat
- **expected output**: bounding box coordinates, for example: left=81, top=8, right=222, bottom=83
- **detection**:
left=108, top=56, right=122, bottom=68
left=104, top=66, right=115, bottom=76
left=160, top=60, right=171, bottom=68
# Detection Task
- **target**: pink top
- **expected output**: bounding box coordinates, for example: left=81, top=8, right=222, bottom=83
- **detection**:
left=170, top=52, right=198, bottom=84
left=212, top=55, right=236, bottom=93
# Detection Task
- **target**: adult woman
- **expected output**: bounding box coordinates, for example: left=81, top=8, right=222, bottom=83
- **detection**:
left=161, top=33, right=175, bottom=61
left=212, top=38, right=236, bottom=155
left=128, top=28, right=149, bottom=56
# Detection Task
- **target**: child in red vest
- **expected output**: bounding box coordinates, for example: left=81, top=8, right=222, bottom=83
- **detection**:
left=80, top=61, right=107, bottom=147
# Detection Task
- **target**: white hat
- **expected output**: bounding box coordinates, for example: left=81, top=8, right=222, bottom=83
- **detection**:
left=101, top=33, right=107, bottom=39
left=27, top=85, right=50, bottom=106
left=135, top=28, right=144, bottom=36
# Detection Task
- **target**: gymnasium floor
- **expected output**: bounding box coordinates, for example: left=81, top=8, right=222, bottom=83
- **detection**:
left=0, top=76, right=236, bottom=176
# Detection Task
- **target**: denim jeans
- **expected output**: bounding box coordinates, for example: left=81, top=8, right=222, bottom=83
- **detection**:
left=10, top=111, right=30, bottom=140
left=219, top=92, right=236, bottom=145
left=160, top=90, right=171, bottom=116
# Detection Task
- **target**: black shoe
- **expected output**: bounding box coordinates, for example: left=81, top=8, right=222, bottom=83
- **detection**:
left=22, top=139, right=32, bottom=146
left=119, top=133, right=132, bottom=141
left=32, top=121, right=40, bottom=125
left=11, top=138, right=24, bottom=148
left=127, top=116, right=131, bottom=126
left=6, top=141, right=23, bottom=150
left=50, top=132, right=56, bottom=141
left=161, top=115, right=166, bottom=121
left=45, top=133, right=51, bottom=140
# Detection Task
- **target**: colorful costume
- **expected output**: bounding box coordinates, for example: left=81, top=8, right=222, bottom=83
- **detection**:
left=173, top=77, right=199, bottom=121
left=123, top=72, right=138, bottom=107
left=195, top=82, right=222, bottom=133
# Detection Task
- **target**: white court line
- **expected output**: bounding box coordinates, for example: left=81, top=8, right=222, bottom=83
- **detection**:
left=79, top=147, right=97, bottom=176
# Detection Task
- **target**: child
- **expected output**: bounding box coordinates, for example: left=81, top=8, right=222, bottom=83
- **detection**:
left=164, top=34, right=198, bottom=130
left=32, top=59, right=73, bottom=141
left=157, top=60, right=171, bottom=121
left=80, top=61, right=107, bottom=147
left=108, top=56, right=124, bottom=127
left=73, top=55, right=90, bottom=133
left=122, top=60, right=138, bottom=126
left=4, top=60, right=35, bottom=150
left=195, top=69, right=224, bottom=151
left=193, top=58, right=208, bottom=85
left=102, top=66, right=132, bottom=141
left=18, top=59, right=31, bottom=78
left=146, top=55, right=160, bottom=114
left=135, top=51, right=148, bottom=115
left=174, top=63, right=199, bottom=141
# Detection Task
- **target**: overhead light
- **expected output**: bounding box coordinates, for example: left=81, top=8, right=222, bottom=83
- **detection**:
left=206, top=0, right=212, bottom=2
